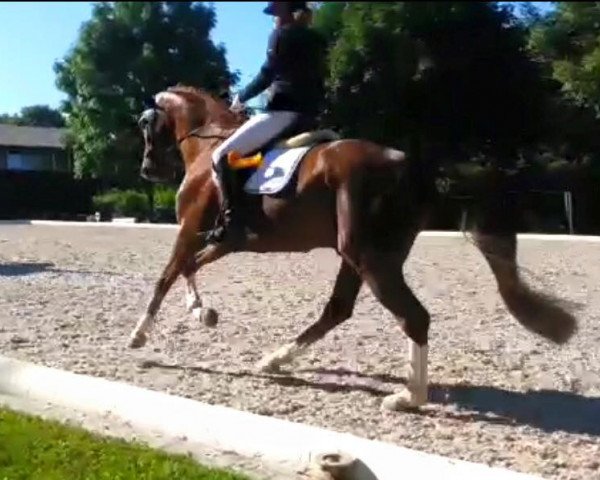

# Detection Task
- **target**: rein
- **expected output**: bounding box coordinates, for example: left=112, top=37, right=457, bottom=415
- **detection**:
left=165, top=124, right=229, bottom=154
left=177, top=127, right=228, bottom=145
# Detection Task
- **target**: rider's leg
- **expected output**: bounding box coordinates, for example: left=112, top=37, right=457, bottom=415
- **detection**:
left=206, top=158, right=245, bottom=245
left=207, top=111, right=301, bottom=245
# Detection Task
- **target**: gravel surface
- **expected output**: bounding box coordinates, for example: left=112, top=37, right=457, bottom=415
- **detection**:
left=0, top=224, right=599, bottom=480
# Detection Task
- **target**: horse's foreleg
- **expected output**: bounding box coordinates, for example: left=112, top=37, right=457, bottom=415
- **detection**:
left=257, top=260, right=362, bottom=372
left=177, top=182, right=204, bottom=315
left=181, top=258, right=220, bottom=328
left=184, top=264, right=202, bottom=313
left=128, top=229, right=199, bottom=349
left=182, top=259, right=210, bottom=325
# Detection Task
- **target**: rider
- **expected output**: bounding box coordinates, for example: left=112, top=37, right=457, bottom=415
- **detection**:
left=206, top=1, right=327, bottom=247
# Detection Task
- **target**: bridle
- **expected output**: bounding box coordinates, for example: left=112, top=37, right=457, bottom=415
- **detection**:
left=140, top=99, right=230, bottom=155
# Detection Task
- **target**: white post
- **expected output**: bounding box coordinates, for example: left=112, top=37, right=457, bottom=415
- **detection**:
left=460, top=207, right=468, bottom=231
left=564, top=191, right=574, bottom=234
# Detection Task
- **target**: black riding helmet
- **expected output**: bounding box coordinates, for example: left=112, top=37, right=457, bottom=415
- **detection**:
left=263, top=1, right=309, bottom=16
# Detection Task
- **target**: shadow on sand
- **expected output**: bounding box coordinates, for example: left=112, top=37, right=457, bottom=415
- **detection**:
left=0, top=262, right=56, bottom=277
left=0, top=261, right=146, bottom=279
left=141, top=361, right=600, bottom=437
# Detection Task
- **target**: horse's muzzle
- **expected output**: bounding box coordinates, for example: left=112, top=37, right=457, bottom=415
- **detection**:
left=140, top=164, right=154, bottom=179
left=140, top=164, right=166, bottom=183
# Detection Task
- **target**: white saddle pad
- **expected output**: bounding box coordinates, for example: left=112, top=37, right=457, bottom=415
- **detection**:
left=243, top=146, right=311, bottom=195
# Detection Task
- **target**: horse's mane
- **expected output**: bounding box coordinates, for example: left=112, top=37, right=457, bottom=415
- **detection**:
left=165, top=84, right=245, bottom=128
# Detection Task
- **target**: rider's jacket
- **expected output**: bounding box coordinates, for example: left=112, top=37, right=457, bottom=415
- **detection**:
left=238, top=23, right=327, bottom=117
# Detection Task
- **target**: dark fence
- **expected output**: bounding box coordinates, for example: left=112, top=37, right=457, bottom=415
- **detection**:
left=0, top=169, right=597, bottom=234
left=0, top=170, right=100, bottom=220
left=427, top=189, right=600, bottom=235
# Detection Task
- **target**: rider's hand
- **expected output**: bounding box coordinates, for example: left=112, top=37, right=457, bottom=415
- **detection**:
left=230, top=94, right=245, bottom=113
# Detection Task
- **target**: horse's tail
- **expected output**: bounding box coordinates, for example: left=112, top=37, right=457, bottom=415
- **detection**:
left=393, top=137, right=578, bottom=344
left=465, top=203, right=578, bottom=345
left=383, top=142, right=577, bottom=344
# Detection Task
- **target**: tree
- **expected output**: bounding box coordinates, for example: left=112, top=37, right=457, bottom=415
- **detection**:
left=527, top=3, right=600, bottom=233
left=314, top=2, right=549, bottom=165
left=54, top=1, right=238, bottom=182
left=0, top=113, right=18, bottom=125
left=0, top=105, right=65, bottom=127
left=529, top=2, right=600, bottom=117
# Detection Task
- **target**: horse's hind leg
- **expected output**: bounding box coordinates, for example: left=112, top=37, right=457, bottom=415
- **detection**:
left=360, top=249, right=430, bottom=411
left=257, top=260, right=362, bottom=372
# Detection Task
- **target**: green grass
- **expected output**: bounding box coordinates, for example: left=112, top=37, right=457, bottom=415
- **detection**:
left=0, top=408, right=253, bottom=480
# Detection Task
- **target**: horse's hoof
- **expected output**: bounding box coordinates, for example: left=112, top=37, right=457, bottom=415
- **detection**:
left=381, top=388, right=426, bottom=412
left=199, top=308, right=219, bottom=328
left=128, top=332, right=147, bottom=349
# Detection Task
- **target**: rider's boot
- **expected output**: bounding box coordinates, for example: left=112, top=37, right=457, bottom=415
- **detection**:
left=205, top=158, right=247, bottom=249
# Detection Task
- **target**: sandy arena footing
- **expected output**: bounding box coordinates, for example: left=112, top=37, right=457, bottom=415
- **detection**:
left=0, top=224, right=598, bottom=480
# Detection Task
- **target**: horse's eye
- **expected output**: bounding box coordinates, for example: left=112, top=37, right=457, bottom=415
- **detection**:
left=138, top=116, right=149, bottom=129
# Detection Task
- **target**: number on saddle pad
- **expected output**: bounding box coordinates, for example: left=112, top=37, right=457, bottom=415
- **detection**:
left=238, top=129, right=341, bottom=196
left=242, top=146, right=312, bottom=196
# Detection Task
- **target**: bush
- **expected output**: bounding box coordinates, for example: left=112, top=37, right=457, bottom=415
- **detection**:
left=92, top=189, right=150, bottom=220
left=150, top=185, right=177, bottom=223
left=153, top=185, right=177, bottom=211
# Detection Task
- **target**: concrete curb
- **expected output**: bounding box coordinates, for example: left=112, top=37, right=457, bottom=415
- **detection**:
left=0, top=219, right=178, bottom=229
left=0, top=355, right=542, bottom=480
left=421, top=230, right=600, bottom=242
left=1, top=219, right=599, bottom=242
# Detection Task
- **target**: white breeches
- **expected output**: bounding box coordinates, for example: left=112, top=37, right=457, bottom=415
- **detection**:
left=211, top=111, right=301, bottom=167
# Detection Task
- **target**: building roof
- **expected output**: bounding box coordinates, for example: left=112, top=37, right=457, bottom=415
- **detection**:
left=0, top=124, right=67, bottom=149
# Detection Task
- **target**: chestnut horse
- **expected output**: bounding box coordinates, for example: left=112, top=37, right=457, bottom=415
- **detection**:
left=130, top=85, right=577, bottom=412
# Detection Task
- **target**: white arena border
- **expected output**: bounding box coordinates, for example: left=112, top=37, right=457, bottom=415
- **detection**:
left=2, top=219, right=600, bottom=243
left=0, top=355, right=541, bottom=480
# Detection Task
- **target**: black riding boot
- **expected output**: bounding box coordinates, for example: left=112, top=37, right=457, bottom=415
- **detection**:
left=205, top=160, right=247, bottom=248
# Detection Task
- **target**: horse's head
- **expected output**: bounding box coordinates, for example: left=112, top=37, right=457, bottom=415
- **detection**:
left=137, top=94, right=182, bottom=182
left=137, top=86, right=245, bottom=182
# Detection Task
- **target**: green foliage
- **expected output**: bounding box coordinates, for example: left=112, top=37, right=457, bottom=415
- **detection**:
left=312, top=1, right=346, bottom=43
left=315, top=2, right=548, bottom=161
left=0, top=105, right=65, bottom=127
left=54, top=1, right=238, bottom=183
left=153, top=184, right=177, bottom=211
left=92, top=185, right=179, bottom=221
left=0, top=407, right=252, bottom=480
left=530, top=2, right=600, bottom=117
left=92, top=188, right=150, bottom=219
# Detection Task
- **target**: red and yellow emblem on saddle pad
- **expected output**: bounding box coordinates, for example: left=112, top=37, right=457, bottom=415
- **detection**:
left=227, top=151, right=264, bottom=170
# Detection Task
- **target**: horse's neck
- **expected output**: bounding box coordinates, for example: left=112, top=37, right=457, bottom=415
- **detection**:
left=180, top=122, right=239, bottom=175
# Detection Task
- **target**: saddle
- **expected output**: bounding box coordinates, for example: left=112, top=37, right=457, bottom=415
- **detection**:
left=228, top=115, right=340, bottom=171
left=218, top=116, right=340, bottom=239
